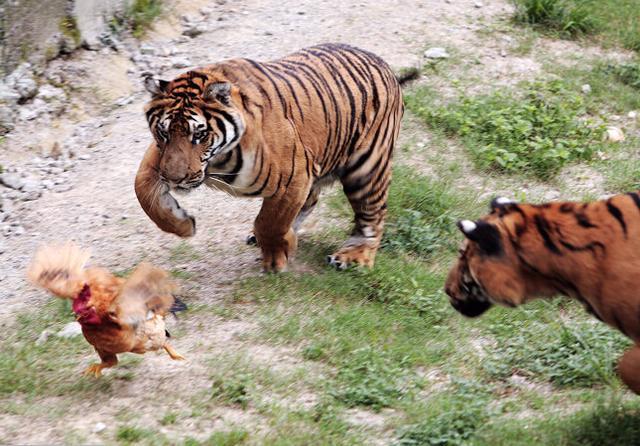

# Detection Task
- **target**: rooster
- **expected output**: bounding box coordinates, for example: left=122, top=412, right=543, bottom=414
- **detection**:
left=27, top=242, right=186, bottom=377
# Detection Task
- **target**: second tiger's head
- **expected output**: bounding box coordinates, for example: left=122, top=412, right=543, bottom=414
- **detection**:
left=143, top=74, right=246, bottom=191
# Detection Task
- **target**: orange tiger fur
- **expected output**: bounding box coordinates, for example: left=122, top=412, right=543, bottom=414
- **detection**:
left=445, top=194, right=640, bottom=394
left=135, top=44, right=412, bottom=272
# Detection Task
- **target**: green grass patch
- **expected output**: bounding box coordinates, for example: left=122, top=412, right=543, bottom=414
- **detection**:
left=395, top=379, right=496, bottom=446
left=184, top=430, right=249, bottom=446
left=211, top=374, right=252, bottom=409
left=482, top=302, right=630, bottom=388
left=602, top=61, right=640, bottom=90
left=116, top=425, right=158, bottom=444
left=512, top=0, right=597, bottom=37
left=406, top=80, right=605, bottom=177
left=125, top=0, right=163, bottom=38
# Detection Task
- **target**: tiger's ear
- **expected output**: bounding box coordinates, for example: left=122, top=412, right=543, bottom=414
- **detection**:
left=204, top=82, right=231, bottom=105
left=457, top=220, right=503, bottom=256
left=144, top=77, right=170, bottom=97
left=490, top=196, right=516, bottom=212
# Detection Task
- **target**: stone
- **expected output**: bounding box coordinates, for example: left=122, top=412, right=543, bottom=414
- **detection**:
left=21, top=191, right=41, bottom=201
left=0, top=106, right=14, bottom=134
left=171, top=57, right=192, bottom=69
left=605, top=126, right=625, bottom=142
left=49, top=141, right=63, bottom=159
left=474, top=1, right=483, bottom=7
left=424, top=47, right=450, bottom=59
left=6, top=63, right=38, bottom=101
left=183, top=24, right=206, bottom=38
left=140, top=44, right=156, bottom=55
left=0, top=173, right=25, bottom=190
left=0, top=82, right=20, bottom=104
left=21, top=178, right=41, bottom=192
left=629, top=111, right=638, bottom=119
left=36, top=329, right=52, bottom=346
left=12, top=225, right=25, bottom=236
left=57, top=322, right=82, bottom=338
left=18, top=99, right=49, bottom=121
left=93, top=422, right=107, bottom=434
left=36, top=84, right=65, bottom=102
left=581, top=84, right=592, bottom=94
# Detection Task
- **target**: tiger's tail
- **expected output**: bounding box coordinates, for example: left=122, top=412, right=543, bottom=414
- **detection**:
left=27, top=242, right=90, bottom=299
left=395, top=67, right=421, bottom=85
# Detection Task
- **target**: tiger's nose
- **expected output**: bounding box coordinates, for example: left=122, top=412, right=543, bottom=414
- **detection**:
left=163, top=173, right=189, bottom=184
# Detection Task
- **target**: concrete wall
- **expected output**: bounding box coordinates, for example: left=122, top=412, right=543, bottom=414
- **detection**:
left=0, top=0, right=131, bottom=76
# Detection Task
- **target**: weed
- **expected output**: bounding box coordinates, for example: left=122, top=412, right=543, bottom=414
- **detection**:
left=482, top=304, right=630, bottom=387
left=330, top=347, right=412, bottom=411
left=126, top=0, right=163, bottom=38
left=211, top=375, right=251, bottom=409
left=302, top=344, right=326, bottom=361
left=116, top=425, right=154, bottom=444
left=602, top=61, right=640, bottom=90
left=395, top=379, right=495, bottom=446
left=406, top=81, right=604, bottom=177
left=59, top=16, right=81, bottom=46
left=512, top=0, right=597, bottom=36
left=160, top=412, right=177, bottom=426
left=201, top=430, right=249, bottom=445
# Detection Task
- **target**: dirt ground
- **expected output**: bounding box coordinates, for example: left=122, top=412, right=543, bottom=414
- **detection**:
left=1, top=0, right=631, bottom=443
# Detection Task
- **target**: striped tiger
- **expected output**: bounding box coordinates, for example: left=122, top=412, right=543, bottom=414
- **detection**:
left=135, top=43, right=418, bottom=272
left=445, top=194, right=640, bottom=394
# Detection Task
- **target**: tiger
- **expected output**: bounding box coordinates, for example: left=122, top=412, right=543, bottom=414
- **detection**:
left=445, top=194, right=640, bottom=394
left=135, top=43, right=418, bottom=272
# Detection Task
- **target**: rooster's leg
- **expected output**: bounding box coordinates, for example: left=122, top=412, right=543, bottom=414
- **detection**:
left=164, top=343, right=185, bottom=361
left=83, top=351, right=118, bottom=378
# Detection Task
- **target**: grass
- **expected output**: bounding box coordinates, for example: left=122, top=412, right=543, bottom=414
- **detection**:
left=406, top=80, right=605, bottom=178
left=512, top=0, right=597, bottom=37
left=511, top=0, right=640, bottom=51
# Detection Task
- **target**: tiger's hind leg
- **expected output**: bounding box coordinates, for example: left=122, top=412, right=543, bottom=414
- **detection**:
left=619, top=344, right=640, bottom=394
left=327, top=161, right=391, bottom=270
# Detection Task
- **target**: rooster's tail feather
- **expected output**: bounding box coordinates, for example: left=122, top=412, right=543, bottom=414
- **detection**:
left=27, top=242, right=90, bottom=299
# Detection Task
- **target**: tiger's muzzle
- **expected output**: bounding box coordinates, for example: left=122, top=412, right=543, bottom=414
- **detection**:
left=445, top=271, right=493, bottom=318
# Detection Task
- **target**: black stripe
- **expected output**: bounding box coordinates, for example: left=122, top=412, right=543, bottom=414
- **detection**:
left=627, top=192, right=640, bottom=211
left=245, top=164, right=272, bottom=197
left=534, top=214, right=562, bottom=254
left=606, top=200, right=627, bottom=236
left=575, top=212, right=597, bottom=228
left=285, top=144, right=297, bottom=188
left=246, top=59, right=289, bottom=116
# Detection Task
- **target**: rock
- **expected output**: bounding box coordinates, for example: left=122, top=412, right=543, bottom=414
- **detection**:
left=424, top=47, right=450, bottom=59
left=581, top=84, right=592, bottom=94
left=54, top=184, right=73, bottom=193
left=12, top=225, right=25, bottom=236
left=6, top=63, right=39, bottom=101
left=0, top=106, right=15, bottom=134
left=0, top=173, right=25, bottom=190
left=36, top=84, right=65, bottom=101
left=605, top=126, right=625, bottom=142
left=78, top=154, right=91, bottom=161
left=183, top=24, right=206, bottom=38
left=21, top=191, right=41, bottom=201
left=93, top=422, right=107, bottom=434
left=500, top=49, right=507, bottom=57
left=140, top=44, right=156, bottom=55
left=57, top=322, right=82, bottom=338
left=36, top=329, right=51, bottom=346
left=629, top=111, right=637, bottom=119
left=115, top=95, right=134, bottom=107
left=171, top=57, right=192, bottom=69
left=0, top=82, right=20, bottom=104
left=21, top=178, right=41, bottom=193
left=474, top=1, right=483, bottom=7
left=18, top=99, right=49, bottom=121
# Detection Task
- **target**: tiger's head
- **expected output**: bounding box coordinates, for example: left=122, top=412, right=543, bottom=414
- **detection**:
left=445, top=197, right=542, bottom=317
left=143, top=73, right=246, bottom=191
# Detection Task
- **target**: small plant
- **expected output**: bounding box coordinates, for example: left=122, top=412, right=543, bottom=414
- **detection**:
left=160, top=412, right=177, bottom=426
left=126, top=0, right=163, bottom=38
left=407, top=81, right=604, bottom=177
left=211, top=375, right=251, bottom=409
left=602, top=61, right=640, bottom=90
left=395, top=379, right=495, bottom=446
left=202, top=430, right=249, bottom=446
left=116, top=425, right=153, bottom=444
left=330, top=347, right=410, bottom=411
left=302, top=344, right=326, bottom=361
left=512, top=0, right=598, bottom=36
left=483, top=310, right=630, bottom=387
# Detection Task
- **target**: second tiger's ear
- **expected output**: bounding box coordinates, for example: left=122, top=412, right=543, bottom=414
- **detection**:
left=204, top=82, right=232, bottom=105
left=490, top=196, right=516, bottom=212
left=144, top=77, right=170, bottom=97
left=457, top=220, right=503, bottom=256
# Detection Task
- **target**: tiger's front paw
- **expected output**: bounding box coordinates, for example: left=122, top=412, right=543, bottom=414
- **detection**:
left=258, top=229, right=297, bottom=273
left=327, top=245, right=377, bottom=270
